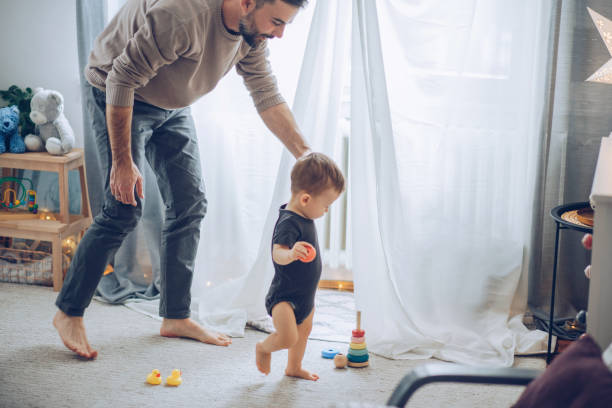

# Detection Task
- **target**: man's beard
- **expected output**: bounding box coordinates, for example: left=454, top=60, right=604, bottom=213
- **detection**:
left=239, top=14, right=272, bottom=47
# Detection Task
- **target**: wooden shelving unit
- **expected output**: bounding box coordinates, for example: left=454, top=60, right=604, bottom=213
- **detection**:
left=0, top=148, right=92, bottom=291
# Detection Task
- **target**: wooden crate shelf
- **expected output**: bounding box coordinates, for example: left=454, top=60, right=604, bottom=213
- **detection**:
left=0, top=148, right=92, bottom=291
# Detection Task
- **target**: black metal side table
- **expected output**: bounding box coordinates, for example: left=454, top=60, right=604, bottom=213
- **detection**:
left=547, top=202, right=593, bottom=363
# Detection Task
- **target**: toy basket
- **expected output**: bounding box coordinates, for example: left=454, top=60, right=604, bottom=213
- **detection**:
left=0, top=247, right=54, bottom=286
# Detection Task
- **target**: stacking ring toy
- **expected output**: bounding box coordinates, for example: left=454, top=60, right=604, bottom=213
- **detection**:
left=348, top=361, right=369, bottom=368
left=321, top=348, right=340, bottom=359
left=348, top=347, right=368, bottom=357
left=347, top=353, right=369, bottom=363
left=352, top=329, right=365, bottom=337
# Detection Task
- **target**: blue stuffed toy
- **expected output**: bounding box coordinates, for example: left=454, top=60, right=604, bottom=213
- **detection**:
left=0, top=105, right=26, bottom=154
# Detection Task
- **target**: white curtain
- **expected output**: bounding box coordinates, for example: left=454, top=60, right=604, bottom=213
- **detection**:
left=189, top=0, right=352, bottom=336
left=123, top=0, right=554, bottom=366
left=350, top=0, right=552, bottom=365
left=118, top=0, right=348, bottom=329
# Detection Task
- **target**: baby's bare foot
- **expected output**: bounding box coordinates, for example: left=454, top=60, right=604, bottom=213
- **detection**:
left=285, top=367, right=319, bottom=381
left=256, top=342, right=271, bottom=375
left=53, top=310, right=97, bottom=359
left=160, top=318, right=231, bottom=346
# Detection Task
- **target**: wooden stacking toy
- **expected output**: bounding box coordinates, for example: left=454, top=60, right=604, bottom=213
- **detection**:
left=333, top=353, right=348, bottom=369
left=347, top=311, right=369, bottom=368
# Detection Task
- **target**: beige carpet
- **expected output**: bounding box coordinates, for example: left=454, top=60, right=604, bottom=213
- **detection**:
left=0, top=282, right=545, bottom=408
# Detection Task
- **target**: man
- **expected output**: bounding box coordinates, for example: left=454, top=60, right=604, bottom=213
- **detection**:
left=54, top=0, right=310, bottom=359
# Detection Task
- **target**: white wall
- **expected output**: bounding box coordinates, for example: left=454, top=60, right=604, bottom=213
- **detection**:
left=0, top=0, right=83, bottom=146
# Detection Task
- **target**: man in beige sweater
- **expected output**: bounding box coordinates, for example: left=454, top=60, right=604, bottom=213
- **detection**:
left=53, top=0, right=310, bottom=359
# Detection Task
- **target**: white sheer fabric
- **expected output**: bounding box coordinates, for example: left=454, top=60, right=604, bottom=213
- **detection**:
left=123, top=0, right=553, bottom=365
left=189, top=1, right=347, bottom=336
left=350, top=0, right=552, bottom=365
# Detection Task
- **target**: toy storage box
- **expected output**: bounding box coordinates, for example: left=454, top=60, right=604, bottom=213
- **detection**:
left=0, top=247, right=55, bottom=286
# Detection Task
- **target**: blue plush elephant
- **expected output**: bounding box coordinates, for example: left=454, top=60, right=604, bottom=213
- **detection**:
left=0, top=105, right=26, bottom=154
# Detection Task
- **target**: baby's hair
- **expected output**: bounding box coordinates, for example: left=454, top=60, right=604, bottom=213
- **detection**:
left=291, top=152, right=345, bottom=196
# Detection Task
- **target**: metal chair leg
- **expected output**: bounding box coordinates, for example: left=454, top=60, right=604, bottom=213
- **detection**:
left=547, top=222, right=560, bottom=364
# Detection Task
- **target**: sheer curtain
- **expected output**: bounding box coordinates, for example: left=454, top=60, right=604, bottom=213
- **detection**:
left=350, top=0, right=553, bottom=365
left=191, top=0, right=350, bottom=336
left=95, top=0, right=321, bottom=319
left=528, top=2, right=612, bottom=329
left=106, top=0, right=554, bottom=366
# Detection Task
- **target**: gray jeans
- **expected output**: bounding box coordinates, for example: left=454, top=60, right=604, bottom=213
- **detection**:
left=56, top=85, right=206, bottom=318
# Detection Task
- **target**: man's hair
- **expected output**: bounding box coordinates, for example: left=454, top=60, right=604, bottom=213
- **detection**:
left=255, top=0, right=308, bottom=9
left=291, top=152, right=345, bottom=196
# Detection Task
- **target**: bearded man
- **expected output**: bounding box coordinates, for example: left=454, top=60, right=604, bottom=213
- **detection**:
left=54, top=0, right=309, bottom=359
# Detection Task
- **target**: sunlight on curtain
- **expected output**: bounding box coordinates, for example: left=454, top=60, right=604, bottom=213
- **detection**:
left=111, top=0, right=337, bottom=324
left=116, top=0, right=555, bottom=365
left=191, top=4, right=317, bottom=291
left=350, top=0, right=553, bottom=365
left=187, top=1, right=353, bottom=336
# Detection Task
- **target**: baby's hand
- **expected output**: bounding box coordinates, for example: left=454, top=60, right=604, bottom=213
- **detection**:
left=294, top=242, right=316, bottom=263
left=290, top=241, right=312, bottom=262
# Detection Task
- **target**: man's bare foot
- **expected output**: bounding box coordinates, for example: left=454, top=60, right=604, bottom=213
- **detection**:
left=160, top=318, right=231, bottom=346
left=285, top=367, right=319, bottom=381
left=256, top=342, right=271, bottom=375
left=53, top=310, right=97, bottom=359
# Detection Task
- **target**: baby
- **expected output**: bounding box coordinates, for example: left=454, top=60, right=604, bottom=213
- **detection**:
left=256, top=152, right=345, bottom=381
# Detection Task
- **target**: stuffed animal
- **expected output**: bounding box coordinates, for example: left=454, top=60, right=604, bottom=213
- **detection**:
left=0, top=105, right=26, bottom=154
left=24, top=88, right=74, bottom=155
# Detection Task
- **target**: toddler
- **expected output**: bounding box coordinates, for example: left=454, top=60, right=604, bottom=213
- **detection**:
left=256, top=152, right=345, bottom=381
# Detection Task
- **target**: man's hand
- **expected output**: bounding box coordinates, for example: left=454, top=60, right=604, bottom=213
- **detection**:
left=106, top=104, right=143, bottom=206
left=110, top=159, right=144, bottom=206
left=299, top=149, right=312, bottom=159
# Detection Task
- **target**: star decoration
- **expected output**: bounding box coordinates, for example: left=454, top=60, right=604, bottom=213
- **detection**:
left=586, top=7, right=612, bottom=84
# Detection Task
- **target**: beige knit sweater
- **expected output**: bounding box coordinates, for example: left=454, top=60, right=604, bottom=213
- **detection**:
left=85, top=0, right=285, bottom=112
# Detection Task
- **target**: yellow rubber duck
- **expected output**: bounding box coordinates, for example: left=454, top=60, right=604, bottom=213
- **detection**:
left=166, top=369, right=182, bottom=386
left=146, top=369, right=162, bottom=385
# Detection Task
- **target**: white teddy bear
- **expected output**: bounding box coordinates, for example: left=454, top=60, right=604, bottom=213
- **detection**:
left=24, top=88, right=74, bottom=155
